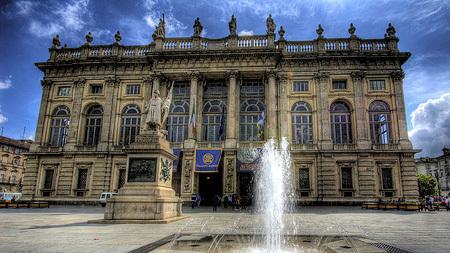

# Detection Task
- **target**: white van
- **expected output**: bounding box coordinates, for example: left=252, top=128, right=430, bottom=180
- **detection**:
left=99, top=192, right=117, bottom=207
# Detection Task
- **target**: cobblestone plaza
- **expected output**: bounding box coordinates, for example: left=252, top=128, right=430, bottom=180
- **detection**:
left=1, top=206, right=449, bottom=253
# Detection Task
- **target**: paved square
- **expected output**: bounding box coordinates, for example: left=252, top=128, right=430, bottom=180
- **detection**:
left=0, top=206, right=449, bottom=253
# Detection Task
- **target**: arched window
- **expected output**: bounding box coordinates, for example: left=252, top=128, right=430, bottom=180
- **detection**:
left=291, top=102, right=313, bottom=144
left=120, top=105, right=141, bottom=145
left=240, top=99, right=265, bottom=141
left=84, top=105, right=103, bottom=146
left=49, top=106, right=70, bottom=147
left=330, top=101, right=352, bottom=144
left=202, top=99, right=226, bottom=141
left=369, top=101, right=391, bottom=144
left=167, top=100, right=189, bottom=142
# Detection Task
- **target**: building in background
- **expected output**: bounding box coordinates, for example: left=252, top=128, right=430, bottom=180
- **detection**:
left=0, top=136, right=31, bottom=192
left=22, top=17, right=419, bottom=204
left=416, top=148, right=450, bottom=193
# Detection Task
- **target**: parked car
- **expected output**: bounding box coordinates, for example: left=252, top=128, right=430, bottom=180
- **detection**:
left=99, top=192, right=117, bottom=207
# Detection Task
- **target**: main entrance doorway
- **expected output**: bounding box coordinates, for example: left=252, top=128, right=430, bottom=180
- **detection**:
left=239, top=171, right=255, bottom=207
left=198, top=172, right=222, bottom=205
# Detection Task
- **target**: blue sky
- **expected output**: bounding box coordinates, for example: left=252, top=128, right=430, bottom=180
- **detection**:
left=0, top=0, right=449, bottom=156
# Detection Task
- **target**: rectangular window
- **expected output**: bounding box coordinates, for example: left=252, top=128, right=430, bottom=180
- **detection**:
left=332, top=80, right=347, bottom=90
left=369, top=80, right=386, bottom=91
left=2, top=156, right=7, bottom=163
left=381, top=167, right=393, bottom=189
left=77, top=169, right=88, bottom=190
left=57, top=86, right=71, bottom=96
left=341, top=167, right=353, bottom=189
left=299, top=168, right=310, bottom=189
left=126, top=84, right=141, bottom=95
left=293, top=81, right=309, bottom=92
left=43, top=170, right=54, bottom=189
left=90, top=84, right=103, bottom=94
left=14, top=148, right=21, bottom=155
left=2, top=145, right=9, bottom=152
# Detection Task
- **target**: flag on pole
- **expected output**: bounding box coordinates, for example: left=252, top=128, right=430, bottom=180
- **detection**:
left=190, top=99, right=196, bottom=137
left=257, top=110, right=265, bottom=140
left=218, top=104, right=226, bottom=139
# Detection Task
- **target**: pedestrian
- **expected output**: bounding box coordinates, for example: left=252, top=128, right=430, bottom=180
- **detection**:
left=223, top=195, right=229, bottom=208
left=212, top=195, right=220, bottom=212
left=429, top=195, right=434, bottom=211
left=191, top=194, right=197, bottom=209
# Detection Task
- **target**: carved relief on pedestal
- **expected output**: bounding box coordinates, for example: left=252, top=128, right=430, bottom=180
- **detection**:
left=183, top=159, right=193, bottom=193
left=225, top=158, right=235, bottom=193
left=160, top=158, right=172, bottom=183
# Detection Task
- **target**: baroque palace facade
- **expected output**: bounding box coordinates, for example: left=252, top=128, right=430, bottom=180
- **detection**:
left=23, top=16, right=419, bottom=204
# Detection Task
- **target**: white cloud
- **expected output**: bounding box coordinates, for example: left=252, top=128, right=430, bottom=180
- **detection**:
left=16, top=1, right=36, bottom=15
left=409, top=93, right=450, bottom=157
left=0, top=77, right=12, bottom=90
left=29, top=21, right=64, bottom=38
left=26, top=0, right=91, bottom=38
left=141, top=0, right=187, bottom=36
left=54, top=0, right=90, bottom=31
left=238, top=30, right=254, bottom=36
left=0, top=113, right=6, bottom=125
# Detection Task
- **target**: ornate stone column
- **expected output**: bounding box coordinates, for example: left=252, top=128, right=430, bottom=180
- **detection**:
left=99, top=77, right=120, bottom=150
left=185, top=71, right=200, bottom=148
left=223, top=151, right=236, bottom=194
left=391, top=70, right=412, bottom=149
left=33, top=79, right=52, bottom=148
left=65, top=77, right=86, bottom=149
left=266, top=70, right=278, bottom=139
left=351, top=71, right=370, bottom=149
left=278, top=73, right=289, bottom=138
left=225, top=70, right=238, bottom=148
left=314, top=72, right=333, bottom=149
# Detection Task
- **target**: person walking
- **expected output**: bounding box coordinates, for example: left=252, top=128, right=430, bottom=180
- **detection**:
left=223, top=195, right=229, bottom=209
left=429, top=195, right=434, bottom=211
left=212, top=195, right=220, bottom=212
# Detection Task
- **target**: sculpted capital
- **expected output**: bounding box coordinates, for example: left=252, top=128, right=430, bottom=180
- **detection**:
left=265, top=70, right=277, bottom=79
left=313, top=72, right=330, bottom=82
left=73, top=77, right=86, bottom=87
left=189, top=71, right=203, bottom=81
left=391, top=70, right=405, bottom=81
left=41, top=79, right=53, bottom=87
left=225, top=70, right=239, bottom=79
left=105, top=76, right=120, bottom=86
left=350, top=71, right=366, bottom=81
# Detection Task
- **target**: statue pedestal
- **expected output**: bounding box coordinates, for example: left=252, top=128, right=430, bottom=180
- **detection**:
left=103, top=130, right=183, bottom=223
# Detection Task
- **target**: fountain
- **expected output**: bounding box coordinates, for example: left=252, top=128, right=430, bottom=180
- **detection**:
left=140, top=138, right=411, bottom=253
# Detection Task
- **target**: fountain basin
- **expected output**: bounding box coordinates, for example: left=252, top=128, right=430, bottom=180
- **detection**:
left=143, top=234, right=411, bottom=253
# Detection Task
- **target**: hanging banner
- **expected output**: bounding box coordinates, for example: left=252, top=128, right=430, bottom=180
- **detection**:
left=237, top=148, right=262, bottom=172
left=172, top=148, right=182, bottom=172
left=195, top=149, right=222, bottom=172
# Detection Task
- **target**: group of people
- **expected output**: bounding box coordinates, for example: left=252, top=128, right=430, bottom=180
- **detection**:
left=420, top=194, right=450, bottom=211
left=191, top=194, right=244, bottom=211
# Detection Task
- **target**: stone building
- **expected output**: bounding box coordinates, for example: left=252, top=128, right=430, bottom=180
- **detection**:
left=0, top=136, right=31, bottom=192
left=22, top=17, right=419, bottom=204
left=416, top=148, right=450, bottom=193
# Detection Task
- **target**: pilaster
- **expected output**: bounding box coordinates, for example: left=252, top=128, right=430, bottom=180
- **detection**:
left=351, top=71, right=370, bottom=149
left=314, top=72, right=333, bottom=149
left=99, top=77, right=120, bottom=150
left=391, top=70, right=412, bottom=149
left=33, top=80, right=52, bottom=149
left=223, top=151, right=236, bottom=194
left=278, top=73, right=289, bottom=138
left=266, top=70, right=278, bottom=139
left=225, top=70, right=238, bottom=148
left=185, top=71, right=201, bottom=147
left=65, top=77, right=86, bottom=149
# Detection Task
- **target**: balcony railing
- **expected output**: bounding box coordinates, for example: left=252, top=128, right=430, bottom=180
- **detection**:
left=49, top=34, right=396, bottom=61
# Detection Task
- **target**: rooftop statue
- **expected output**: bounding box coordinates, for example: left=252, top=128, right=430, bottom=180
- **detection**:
left=52, top=35, right=61, bottom=48
left=348, top=23, right=356, bottom=38
left=152, top=15, right=166, bottom=40
left=266, top=14, right=276, bottom=35
left=85, top=32, right=93, bottom=45
left=193, top=17, right=203, bottom=37
left=386, top=23, right=396, bottom=38
left=144, top=81, right=174, bottom=130
left=316, top=24, right=324, bottom=38
left=278, top=26, right=285, bottom=40
left=114, top=31, right=122, bottom=44
left=229, top=15, right=237, bottom=36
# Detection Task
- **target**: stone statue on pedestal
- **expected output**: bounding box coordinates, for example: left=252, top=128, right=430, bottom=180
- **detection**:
left=229, top=15, right=237, bottom=36
left=144, top=81, right=174, bottom=130
left=193, top=17, right=203, bottom=37
left=266, top=14, right=276, bottom=34
left=152, top=15, right=166, bottom=40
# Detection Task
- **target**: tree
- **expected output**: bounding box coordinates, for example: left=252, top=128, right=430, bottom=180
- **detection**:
left=417, top=174, right=437, bottom=198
